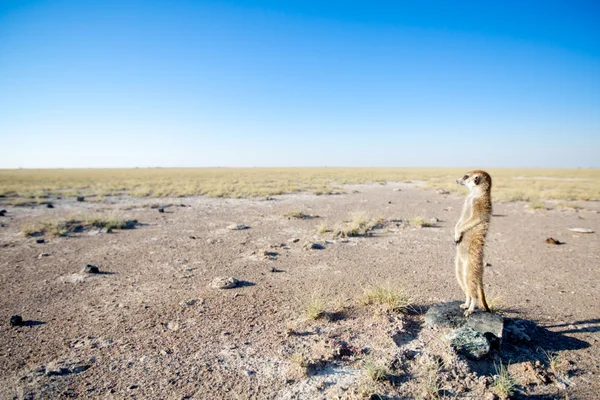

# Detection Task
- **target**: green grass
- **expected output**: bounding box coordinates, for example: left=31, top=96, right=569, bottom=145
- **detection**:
left=1, top=167, right=599, bottom=201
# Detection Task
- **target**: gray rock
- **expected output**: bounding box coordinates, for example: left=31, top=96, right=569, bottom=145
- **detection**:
left=43, top=360, right=90, bottom=376
left=445, top=326, right=491, bottom=360
left=424, top=301, right=466, bottom=329
left=466, top=310, right=504, bottom=338
left=179, top=299, right=198, bottom=307
left=10, top=315, right=23, bottom=327
left=425, top=301, right=504, bottom=338
left=227, top=224, right=249, bottom=230
left=82, top=264, right=100, bottom=274
left=121, top=220, right=137, bottom=229
left=211, top=276, right=239, bottom=289
left=303, top=242, right=325, bottom=250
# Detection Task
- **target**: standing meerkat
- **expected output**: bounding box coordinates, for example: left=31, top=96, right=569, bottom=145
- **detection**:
left=454, top=170, right=492, bottom=316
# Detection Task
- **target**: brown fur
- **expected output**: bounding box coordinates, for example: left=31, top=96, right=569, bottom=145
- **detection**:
left=454, top=170, right=492, bottom=316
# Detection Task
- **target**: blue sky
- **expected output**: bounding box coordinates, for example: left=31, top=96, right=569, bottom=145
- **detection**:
left=0, top=0, right=598, bottom=168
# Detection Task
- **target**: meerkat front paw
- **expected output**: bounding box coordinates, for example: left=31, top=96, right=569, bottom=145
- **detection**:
left=463, top=309, right=473, bottom=317
left=454, top=232, right=462, bottom=244
left=459, top=303, right=469, bottom=309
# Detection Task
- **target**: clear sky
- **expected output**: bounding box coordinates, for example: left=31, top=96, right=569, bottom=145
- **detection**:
left=0, top=0, right=599, bottom=168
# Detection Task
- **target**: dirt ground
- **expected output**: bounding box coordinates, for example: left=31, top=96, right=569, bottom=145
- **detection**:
left=1, top=182, right=599, bottom=399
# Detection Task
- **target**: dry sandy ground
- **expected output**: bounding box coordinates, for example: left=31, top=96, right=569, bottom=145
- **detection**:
left=1, top=182, right=599, bottom=399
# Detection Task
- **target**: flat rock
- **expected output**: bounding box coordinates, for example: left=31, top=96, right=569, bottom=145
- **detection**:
left=211, top=276, right=239, bottom=289
left=424, top=301, right=467, bottom=329
left=425, top=301, right=504, bottom=338
left=445, top=327, right=491, bottom=360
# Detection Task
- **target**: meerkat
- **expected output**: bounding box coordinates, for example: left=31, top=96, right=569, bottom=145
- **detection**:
left=454, top=170, right=492, bottom=316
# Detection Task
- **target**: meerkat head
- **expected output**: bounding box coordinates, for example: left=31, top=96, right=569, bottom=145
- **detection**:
left=456, top=170, right=492, bottom=194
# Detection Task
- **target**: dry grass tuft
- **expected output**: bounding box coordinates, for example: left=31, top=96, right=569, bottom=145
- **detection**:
left=303, top=298, right=325, bottom=320
left=409, top=216, right=436, bottom=228
left=359, top=284, right=411, bottom=313
left=336, top=213, right=385, bottom=237
left=22, top=216, right=136, bottom=237
left=316, top=222, right=331, bottom=234
left=487, top=296, right=505, bottom=314
left=363, top=359, right=388, bottom=382
left=492, top=361, right=516, bottom=398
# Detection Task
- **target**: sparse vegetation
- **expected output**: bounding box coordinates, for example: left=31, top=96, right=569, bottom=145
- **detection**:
left=316, top=222, right=330, bottom=234
left=409, top=216, right=436, bottom=228
left=289, top=351, right=310, bottom=377
left=304, top=298, right=325, bottom=320
left=528, top=200, right=546, bottom=210
left=359, top=284, right=411, bottom=313
left=336, top=213, right=386, bottom=237
left=487, top=296, right=505, bottom=314
left=22, top=216, right=136, bottom=237
left=1, top=168, right=598, bottom=201
left=541, top=349, right=564, bottom=377
left=492, top=361, right=516, bottom=398
left=285, top=209, right=316, bottom=219
left=363, top=359, right=387, bottom=382
left=418, top=357, right=444, bottom=399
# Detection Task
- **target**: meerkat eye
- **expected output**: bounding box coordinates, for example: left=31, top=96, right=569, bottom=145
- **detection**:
left=463, top=175, right=468, bottom=180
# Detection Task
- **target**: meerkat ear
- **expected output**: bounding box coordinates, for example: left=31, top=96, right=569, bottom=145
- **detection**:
left=474, top=176, right=480, bottom=185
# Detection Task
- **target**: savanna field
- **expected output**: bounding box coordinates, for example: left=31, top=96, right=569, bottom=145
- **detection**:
left=1, top=168, right=599, bottom=399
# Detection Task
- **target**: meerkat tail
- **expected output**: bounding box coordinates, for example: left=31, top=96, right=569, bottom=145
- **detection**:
left=478, top=285, right=490, bottom=312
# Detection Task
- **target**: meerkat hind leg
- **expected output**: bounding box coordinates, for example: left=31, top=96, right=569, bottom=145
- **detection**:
left=455, top=251, right=470, bottom=309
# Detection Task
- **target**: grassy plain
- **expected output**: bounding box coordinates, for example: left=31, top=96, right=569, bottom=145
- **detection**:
left=0, top=167, right=599, bottom=202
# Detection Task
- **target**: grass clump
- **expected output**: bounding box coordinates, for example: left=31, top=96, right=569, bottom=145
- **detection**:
left=316, top=222, right=330, bottom=234
left=487, top=296, right=505, bottom=314
left=492, top=362, right=516, bottom=398
left=363, top=359, right=388, bottom=382
left=409, top=216, right=435, bottom=228
left=304, top=298, right=325, bottom=320
left=359, top=284, right=411, bottom=313
left=336, top=213, right=385, bottom=237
